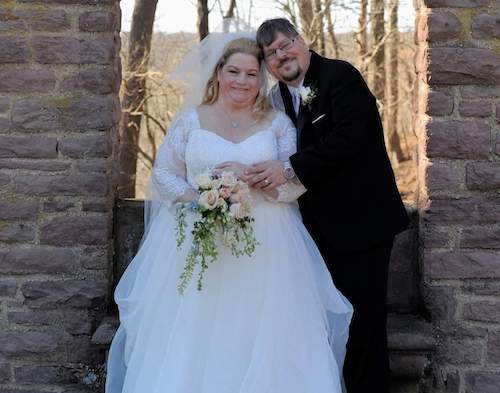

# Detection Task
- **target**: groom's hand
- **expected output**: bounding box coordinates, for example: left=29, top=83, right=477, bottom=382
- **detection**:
left=245, top=160, right=287, bottom=189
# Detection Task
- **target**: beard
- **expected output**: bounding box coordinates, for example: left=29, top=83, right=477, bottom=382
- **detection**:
left=277, top=59, right=302, bottom=82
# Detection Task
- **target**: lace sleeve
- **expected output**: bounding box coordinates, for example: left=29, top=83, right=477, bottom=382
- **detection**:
left=151, top=112, right=194, bottom=206
left=272, top=113, right=307, bottom=203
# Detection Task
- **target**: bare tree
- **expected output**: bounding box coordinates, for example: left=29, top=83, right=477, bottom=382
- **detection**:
left=275, top=0, right=298, bottom=26
left=323, top=0, right=339, bottom=58
left=313, top=0, right=325, bottom=55
left=387, top=0, right=406, bottom=162
left=197, top=0, right=209, bottom=41
left=355, top=0, right=368, bottom=71
left=225, top=0, right=237, bottom=18
left=370, top=0, right=385, bottom=105
left=118, top=0, right=159, bottom=197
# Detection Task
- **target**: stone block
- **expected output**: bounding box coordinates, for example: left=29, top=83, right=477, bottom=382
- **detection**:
left=428, top=90, right=454, bottom=116
left=441, top=339, right=482, bottom=364
left=79, top=11, right=117, bottom=32
left=0, top=330, right=61, bottom=357
left=91, top=316, right=119, bottom=345
left=461, top=226, right=500, bottom=249
left=14, top=365, right=77, bottom=384
left=424, top=250, right=500, bottom=279
left=0, top=202, right=38, bottom=221
left=0, top=159, right=70, bottom=172
left=459, top=101, right=492, bottom=118
left=0, top=363, right=11, bottom=382
left=62, top=311, right=93, bottom=335
left=0, top=68, right=56, bottom=93
left=12, top=96, right=118, bottom=132
left=428, top=48, right=500, bottom=85
left=66, top=337, right=102, bottom=364
left=466, top=162, right=500, bottom=190
left=61, top=67, right=120, bottom=94
left=427, top=11, right=462, bottom=42
left=0, top=248, right=79, bottom=274
left=21, top=279, right=108, bottom=309
left=0, top=97, right=9, bottom=113
left=42, top=200, right=76, bottom=213
left=465, top=370, right=500, bottom=393
left=0, top=173, right=10, bottom=188
left=0, top=10, right=70, bottom=32
left=0, top=37, right=30, bottom=63
left=461, top=86, right=500, bottom=99
left=14, top=173, right=108, bottom=196
left=0, top=116, right=11, bottom=133
left=422, top=286, right=458, bottom=329
left=464, top=300, right=500, bottom=323
left=0, top=222, right=36, bottom=243
left=472, top=13, right=500, bottom=39
left=424, top=0, right=490, bottom=7
left=422, top=225, right=451, bottom=248
left=33, top=36, right=116, bottom=65
left=75, top=158, right=108, bottom=173
left=0, top=278, right=17, bottom=297
left=82, top=201, right=108, bottom=212
left=0, top=135, right=58, bottom=158
left=7, top=310, right=58, bottom=327
left=425, top=197, right=500, bottom=224
left=426, top=120, right=490, bottom=159
left=487, top=331, right=500, bottom=363
left=58, top=134, right=111, bottom=158
left=40, top=215, right=110, bottom=246
left=426, top=162, right=463, bottom=192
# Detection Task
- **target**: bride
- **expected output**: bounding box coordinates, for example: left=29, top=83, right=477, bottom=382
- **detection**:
left=105, top=33, right=352, bottom=393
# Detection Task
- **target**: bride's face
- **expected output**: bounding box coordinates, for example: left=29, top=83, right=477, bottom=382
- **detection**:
left=217, top=53, right=261, bottom=107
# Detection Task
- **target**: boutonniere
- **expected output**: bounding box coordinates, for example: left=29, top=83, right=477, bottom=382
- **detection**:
left=298, top=85, right=317, bottom=107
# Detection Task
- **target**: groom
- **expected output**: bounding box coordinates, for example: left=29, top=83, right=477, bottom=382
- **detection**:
left=246, top=18, right=409, bottom=393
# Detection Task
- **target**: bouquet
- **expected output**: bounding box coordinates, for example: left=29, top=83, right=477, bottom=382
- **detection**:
left=175, top=170, right=259, bottom=294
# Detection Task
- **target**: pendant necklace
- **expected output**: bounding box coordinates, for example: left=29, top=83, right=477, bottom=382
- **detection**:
left=217, top=104, right=243, bottom=128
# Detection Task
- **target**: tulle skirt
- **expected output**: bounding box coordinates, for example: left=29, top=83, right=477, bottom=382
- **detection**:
left=105, top=197, right=352, bottom=393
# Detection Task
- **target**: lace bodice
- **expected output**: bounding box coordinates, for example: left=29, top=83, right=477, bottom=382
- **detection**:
left=152, top=107, right=305, bottom=204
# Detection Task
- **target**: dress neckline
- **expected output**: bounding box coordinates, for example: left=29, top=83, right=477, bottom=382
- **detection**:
left=192, top=107, right=280, bottom=145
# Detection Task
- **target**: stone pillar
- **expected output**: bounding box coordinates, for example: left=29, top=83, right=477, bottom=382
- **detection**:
left=416, top=0, right=500, bottom=391
left=0, top=0, right=121, bottom=391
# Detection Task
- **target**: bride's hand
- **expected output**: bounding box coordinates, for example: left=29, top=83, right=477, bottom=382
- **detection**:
left=214, top=161, right=250, bottom=181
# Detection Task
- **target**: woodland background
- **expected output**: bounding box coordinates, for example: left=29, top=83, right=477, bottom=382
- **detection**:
left=117, top=0, right=418, bottom=204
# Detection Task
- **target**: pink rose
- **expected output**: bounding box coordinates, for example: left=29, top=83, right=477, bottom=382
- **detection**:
left=198, top=189, right=219, bottom=210
left=219, top=187, right=232, bottom=199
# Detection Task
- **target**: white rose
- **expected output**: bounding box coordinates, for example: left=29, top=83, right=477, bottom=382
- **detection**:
left=229, top=202, right=251, bottom=219
left=220, top=171, right=238, bottom=188
left=195, top=172, right=213, bottom=189
left=198, top=189, right=219, bottom=210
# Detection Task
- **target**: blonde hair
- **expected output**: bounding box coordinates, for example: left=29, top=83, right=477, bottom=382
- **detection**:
left=202, top=37, right=271, bottom=119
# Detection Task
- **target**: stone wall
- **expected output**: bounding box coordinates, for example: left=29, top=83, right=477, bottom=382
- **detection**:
left=0, top=0, right=121, bottom=391
left=416, top=0, right=500, bottom=391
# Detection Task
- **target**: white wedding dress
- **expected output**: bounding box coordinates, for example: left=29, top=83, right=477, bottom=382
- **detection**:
left=105, top=108, right=352, bottom=393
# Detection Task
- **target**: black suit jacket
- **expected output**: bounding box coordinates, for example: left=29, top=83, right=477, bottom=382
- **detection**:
left=282, top=51, right=409, bottom=252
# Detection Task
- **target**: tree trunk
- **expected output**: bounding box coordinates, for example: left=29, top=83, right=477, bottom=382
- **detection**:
left=298, top=0, right=314, bottom=44
left=197, top=0, right=209, bottom=41
left=356, top=0, right=368, bottom=72
left=370, top=0, right=385, bottom=107
left=313, top=0, right=325, bottom=55
left=387, top=0, right=406, bottom=162
left=225, top=0, right=237, bottom=18
left=118, top=0, right=159, bottom=198
left=323, top=0, right=339, bottom=58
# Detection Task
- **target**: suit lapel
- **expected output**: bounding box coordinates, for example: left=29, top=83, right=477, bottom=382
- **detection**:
left=296, top=51, right=322, bottom=144
left=278, top=82, right=297, bottom=127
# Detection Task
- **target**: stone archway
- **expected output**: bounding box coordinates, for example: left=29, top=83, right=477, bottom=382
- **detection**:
left=415, top=0, right=500, bottom=391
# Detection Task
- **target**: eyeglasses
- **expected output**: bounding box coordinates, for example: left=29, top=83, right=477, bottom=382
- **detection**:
left=264, top=37, right=298, bottom=61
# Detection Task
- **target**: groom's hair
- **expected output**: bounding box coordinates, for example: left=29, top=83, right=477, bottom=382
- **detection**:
left=256, top=18, right=299, bottom=49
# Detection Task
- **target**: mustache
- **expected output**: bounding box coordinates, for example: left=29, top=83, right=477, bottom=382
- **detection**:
left=277, top=58, right=293, bottom=68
